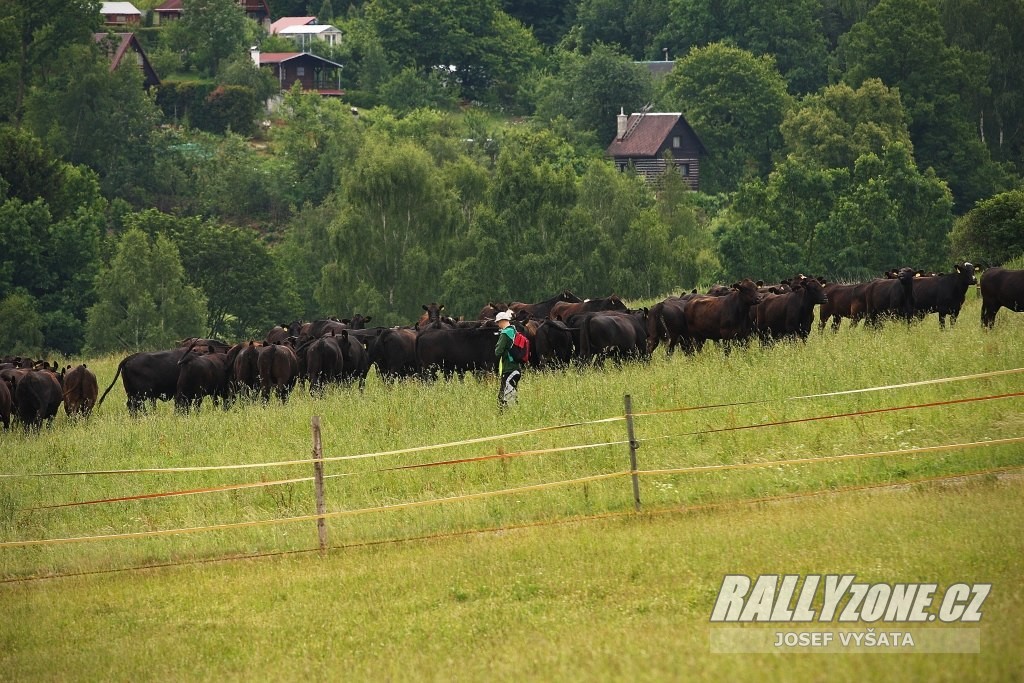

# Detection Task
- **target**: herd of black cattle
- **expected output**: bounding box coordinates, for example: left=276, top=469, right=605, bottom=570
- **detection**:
left=2, top=264, right=1023, bottom=432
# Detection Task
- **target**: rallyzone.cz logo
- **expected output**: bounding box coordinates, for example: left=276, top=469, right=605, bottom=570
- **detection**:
left=710, top=574, right=990, bottom=623
left=708, top=574, right=991, bottom=654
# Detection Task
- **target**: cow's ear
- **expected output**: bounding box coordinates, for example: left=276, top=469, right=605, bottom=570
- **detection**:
left=364, top=317, right=372, bottom=324
left=954, top=264, right=962, bottom=273
left=440, top=305, right=445, bottom=311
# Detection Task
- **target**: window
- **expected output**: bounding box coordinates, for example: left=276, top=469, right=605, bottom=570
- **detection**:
left=296, top=66, right=305, bottom=77
left=681, top=163, right=690, bottom=176
left=672, top=136, right=681, bottom=148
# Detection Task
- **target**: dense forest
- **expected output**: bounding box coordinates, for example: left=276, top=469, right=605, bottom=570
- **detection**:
left=1, top=0, right=1022, bottom=356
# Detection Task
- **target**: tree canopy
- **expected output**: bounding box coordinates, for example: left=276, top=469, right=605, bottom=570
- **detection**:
left=1, top=0, right=1023, bottom=355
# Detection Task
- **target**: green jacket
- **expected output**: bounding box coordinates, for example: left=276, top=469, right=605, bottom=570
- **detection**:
left=495, top=325, right=521, bottom=374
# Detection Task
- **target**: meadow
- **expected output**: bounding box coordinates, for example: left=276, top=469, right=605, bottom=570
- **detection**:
left=1, top=295, right=1023, bottom=681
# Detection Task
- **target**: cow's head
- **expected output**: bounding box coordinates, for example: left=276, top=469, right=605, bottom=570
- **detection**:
left=733, top=279, right=763, bottom=305
left=956, top=262, right=977, bottom=285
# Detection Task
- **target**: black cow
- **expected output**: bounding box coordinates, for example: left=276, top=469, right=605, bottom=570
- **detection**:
left=753, top=277, right=829, bottom=343
left=176, top=337, right=230, bottom=354
left=257, top=343, right=299, bottom=403
left=478, top=302, right=508, bottom=320
left=680, top=279, right=763, bottom=353
left=337, top=330, right=370, bottom=389
left=912, top=263, right=977, bottom=328
left=369, top=327, right=419, bottom=381
left=265, top=321, right=303, bottom=344
left=341, top=314, right=372, bottom=330
left=15, top=369, right=64, bottom=430
left=0, top=373, right=11, bottom=429
left=415, top=326, right=499, bottom=380
left=980, top=267, right=1024, bottom=328
left=863, top=267, right=916, bottom=326
left=175, top=350, right=229, bottom=412
left=227, top=341, right=263, bottom=400
left=532, top=320, right=576, bottom=367
left=509, top=290, right=583, bottom=319
left=578, top=311, right=649, bottom=366
left=302, top=335, right=345, bottom=396
left=62, top=364, right=99, bottom=418
left=549, top=295, right=629, bottom=321
left=416, top=303, right=452, bottom=330
left=301, top=318, right=348, bottom=342
left=646, top=295, right=694, bottom=355
left=818, top=281, right=870, bottom=332
left=99, top=348, right=189, bottom=416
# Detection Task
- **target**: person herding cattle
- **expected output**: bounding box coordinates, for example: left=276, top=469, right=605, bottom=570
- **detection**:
left=494, top=310, right=523, bottom=410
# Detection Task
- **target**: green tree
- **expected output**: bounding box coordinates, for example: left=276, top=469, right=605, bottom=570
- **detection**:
left=217, top=53, right=278, bottom=104
left=0, top=0, right=101, bottom=122
left=271, top=87, right=363, bottom=206
left=558, top=158, right=656, bottom=296
left=277, top=199, right=338, bottom=319
left=85, top=228, right=207, bottom=353
left=22, top=42, right=163, bottom=202
left=658, top=0, right=829, bottom=93
left=500, top=0, right=570, bottom=46
left=124, top=209, right=302, bottom=340
left=318, top=0, right=335, bottom=23
left=535, top=44, right=654, bottom=145
left=836, top=0, right=1011, bottom=212
left=0, top=193, right=104, bottom=355
left=654, top=165, right=720, bottom=288
left=817, top=144, right=953, bottom=276
left=0, top=291, right=44, bottom=356
left=191, top=133, right=301, bottom=223
left=781, top=79, right=912, bottom=171
left=715, top=141, right=951, bottom=281
left=948, top=189, right=1024, bottom=265
left=318, top=135, right=456, bottom=324
left=168, top=0, right=256, bottom=76
left=937, top=0, right=1024, bottom=172
left=661, top=43, right=793, bottom=194
left=378, top=67, right=459, bottom=112
left=365, top=0, right=542, bottom=104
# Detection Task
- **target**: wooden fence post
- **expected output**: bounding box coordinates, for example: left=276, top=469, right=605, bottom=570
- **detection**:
left=311, top=415, right=328, bottom=553
left=624, top=394, right=641, bottom=511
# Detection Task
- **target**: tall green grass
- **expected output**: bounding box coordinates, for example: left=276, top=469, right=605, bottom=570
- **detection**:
left=1, top=295, right=1023, bottom=579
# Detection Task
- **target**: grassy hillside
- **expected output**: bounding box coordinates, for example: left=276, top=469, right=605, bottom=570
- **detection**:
left=1, top=296, right=1023, bottom=679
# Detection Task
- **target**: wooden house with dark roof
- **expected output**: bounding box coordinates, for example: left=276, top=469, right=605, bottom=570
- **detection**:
left=94, top=32, right=160, bottom=89
left=606, top=111, right=706, bottom=190
left=251, top=48, right=343, bottom=96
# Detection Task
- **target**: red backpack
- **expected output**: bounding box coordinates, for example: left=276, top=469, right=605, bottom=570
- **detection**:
left=509, top=329, right=530, bottom=364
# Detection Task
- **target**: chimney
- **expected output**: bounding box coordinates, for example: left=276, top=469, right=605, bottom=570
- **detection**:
left=616, top=107, right=628, bottom=140
left=250, top=46, right=260, bottom=67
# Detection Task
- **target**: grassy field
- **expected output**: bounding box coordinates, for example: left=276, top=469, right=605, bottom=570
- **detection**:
left=1, top=296, right=1023, bottom=680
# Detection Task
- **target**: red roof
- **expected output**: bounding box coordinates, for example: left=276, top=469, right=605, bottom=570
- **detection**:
left=270, top=17, right=317, bottom=33
left=154, top=0, right=181, bottom=11
left=607, top=113, right=693, bottom=157
left=259, top=52, right=303, bottom=64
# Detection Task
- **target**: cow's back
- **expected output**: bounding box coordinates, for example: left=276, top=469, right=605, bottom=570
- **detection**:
left=981, top=267, right=1024, bottom=326
left=63, top=364, right=99, bottom=417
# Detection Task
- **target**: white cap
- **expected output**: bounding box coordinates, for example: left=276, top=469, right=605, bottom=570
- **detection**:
left=495, top=310, right=513, bottom=322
